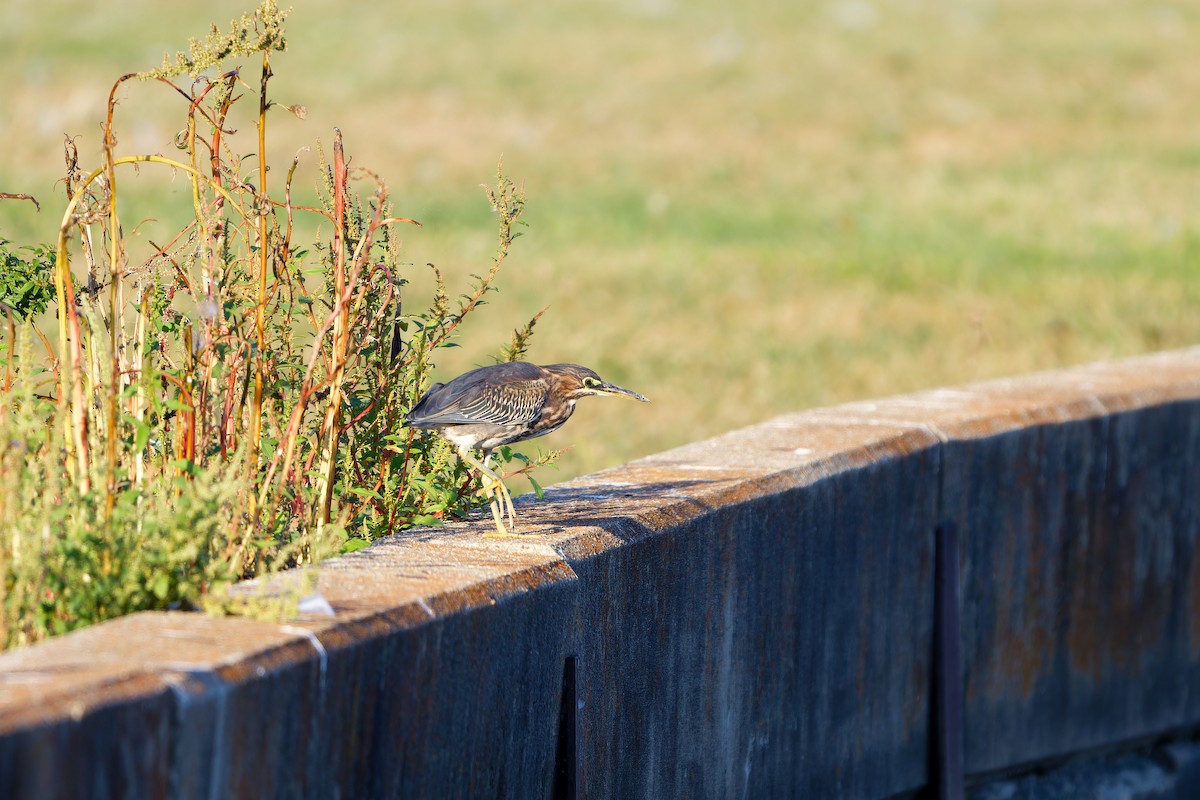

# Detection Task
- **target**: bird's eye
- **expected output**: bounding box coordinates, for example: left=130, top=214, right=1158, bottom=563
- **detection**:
left=583, top=377, right=601, bottom=388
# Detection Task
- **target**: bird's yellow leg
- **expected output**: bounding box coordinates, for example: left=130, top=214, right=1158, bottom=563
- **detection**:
left=457, top=448, right=519, bottom=537
left=483, top=451, right=518, bottom=531
left=495, top=480, right=518, bottom=532
left=484, top=488, right=510, bottom=537
left=481, top=478, right=520, bottom=538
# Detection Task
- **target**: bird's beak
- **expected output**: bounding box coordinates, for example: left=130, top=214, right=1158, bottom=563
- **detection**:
left=599, top=382, right=650, bottom=403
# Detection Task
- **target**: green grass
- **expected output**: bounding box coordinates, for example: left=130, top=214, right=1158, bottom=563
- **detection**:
left=3, top=0, right=1199, bottom=484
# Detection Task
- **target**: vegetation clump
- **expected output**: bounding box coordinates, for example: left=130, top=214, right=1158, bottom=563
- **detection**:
left=0, top=0, right=549, bottom=649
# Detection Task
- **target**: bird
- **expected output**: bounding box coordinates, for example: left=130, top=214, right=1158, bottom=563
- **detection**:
left=405, top=362, right=650, bottom=536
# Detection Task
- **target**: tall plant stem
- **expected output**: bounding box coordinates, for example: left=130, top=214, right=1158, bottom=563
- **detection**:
left=53, top=225, right=86, bottom=493
left=247, top=52, right=272, bottom=524
left=317, top=129, right=349, bottom=530
left=103, top=74, right=135, bottom=518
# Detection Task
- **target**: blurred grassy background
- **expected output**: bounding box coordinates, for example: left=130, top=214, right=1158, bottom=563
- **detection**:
left=2, top=0, right=1198, bottom=484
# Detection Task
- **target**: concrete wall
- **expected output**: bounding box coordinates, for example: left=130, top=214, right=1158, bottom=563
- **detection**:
left=1, top=347, right=1199, bottom=799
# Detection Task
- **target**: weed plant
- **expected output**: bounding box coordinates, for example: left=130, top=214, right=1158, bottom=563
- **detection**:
left=0, top=1, right=550, bottom=649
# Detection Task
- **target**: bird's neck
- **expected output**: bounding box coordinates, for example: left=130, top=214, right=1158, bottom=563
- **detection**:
left=537, top=396, right=577, bottom=436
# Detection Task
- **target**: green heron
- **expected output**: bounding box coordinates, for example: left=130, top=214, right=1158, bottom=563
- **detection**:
left=405, top=361, right=649, bottom=536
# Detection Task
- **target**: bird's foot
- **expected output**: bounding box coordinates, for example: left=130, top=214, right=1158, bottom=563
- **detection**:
left=481, top=488, right=520, bottom=538
left=482, top=527, right=522, bottom=539
left=477, top=475, right=520, bottom=536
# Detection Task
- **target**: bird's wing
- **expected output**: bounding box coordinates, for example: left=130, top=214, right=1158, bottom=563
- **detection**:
left=448, top=377, right=548, bottom=425
left=406, top=363, right=549, bottom=427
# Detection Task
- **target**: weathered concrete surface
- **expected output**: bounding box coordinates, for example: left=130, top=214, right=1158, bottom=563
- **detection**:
left=0, top=347, right=1198, bottom=798
left=806, top=348, right=1200, bottom=776
left=947, top=402, right=1200, bottom=775
left=0, top=613, right=321, bottom=800
left=562, top=422, right=940, bottom=798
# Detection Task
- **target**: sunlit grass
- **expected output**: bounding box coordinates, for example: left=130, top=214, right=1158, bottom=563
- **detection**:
left=3, top=0, right=1198, bottom=483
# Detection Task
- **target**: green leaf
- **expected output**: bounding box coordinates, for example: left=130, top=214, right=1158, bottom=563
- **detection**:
left=527, top=475, right=545, bottom=501
left=172, top=458, right=200, bottom=477
left=150, top=573, right=170, bottom=600
left=130, top=418, right=152, bottom=452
